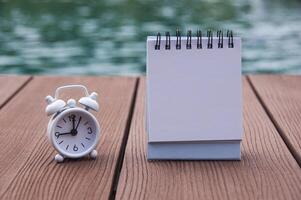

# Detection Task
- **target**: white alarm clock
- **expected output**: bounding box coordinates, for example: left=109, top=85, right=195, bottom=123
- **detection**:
left=45, top=85, right=100, bottom=163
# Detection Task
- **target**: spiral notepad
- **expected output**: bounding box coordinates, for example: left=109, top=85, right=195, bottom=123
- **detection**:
left=146, top=30, right=243, bottom=160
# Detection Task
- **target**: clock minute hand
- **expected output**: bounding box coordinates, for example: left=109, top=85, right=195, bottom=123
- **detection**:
left=75, top=116, right=82, bottom=130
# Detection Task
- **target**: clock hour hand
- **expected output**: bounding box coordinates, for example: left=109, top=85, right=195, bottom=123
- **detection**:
left=72, top=115, right=76, bottom=130
left=55, top=132, right=72, bottom=138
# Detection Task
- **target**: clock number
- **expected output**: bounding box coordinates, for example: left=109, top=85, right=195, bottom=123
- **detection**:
left=55, top=132, right=60, bottom=138
left=87, top=127, right=92, bottom=134
left=73, top=145, right=78, bottom=151
left=68, top=114, right=75, bottom=122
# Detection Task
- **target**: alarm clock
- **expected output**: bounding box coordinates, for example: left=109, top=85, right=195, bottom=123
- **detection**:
left=45, top=85, right=100, bottom=163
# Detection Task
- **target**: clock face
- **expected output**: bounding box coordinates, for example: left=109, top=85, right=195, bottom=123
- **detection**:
left=51, top=108, right=99, bottom=158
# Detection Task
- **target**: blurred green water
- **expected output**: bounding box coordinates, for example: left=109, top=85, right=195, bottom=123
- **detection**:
left=0, top=0, right=301, bottom=75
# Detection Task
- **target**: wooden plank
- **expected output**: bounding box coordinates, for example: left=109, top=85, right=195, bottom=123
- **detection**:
left=115, top=77, right=301, bottom=200
left=0, top=75, right=31, bottom=108
left=248, top=75, right=301, bottom=165
left=0, top=76, right=137, bottom=200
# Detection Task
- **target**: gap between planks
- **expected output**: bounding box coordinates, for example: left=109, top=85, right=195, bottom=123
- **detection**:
left=246, top=75, right=301, bottom=167
left=109, top=78, right=140, bottom=200
left=0, top=76, right=33, bottom=110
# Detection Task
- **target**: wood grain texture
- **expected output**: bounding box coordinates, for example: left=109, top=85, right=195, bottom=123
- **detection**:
left=0, top=76, right=137, bottom=200
left=115, top=77, right=301, bottom=200
left=0, top=75, right=31, bottom=108
left=248, top=75, right=301, bottom=165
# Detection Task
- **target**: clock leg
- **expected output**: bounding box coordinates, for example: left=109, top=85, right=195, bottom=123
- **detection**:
left=55, top=154, right=64, bottom=163
left=90, top=150, right=97, bottom=159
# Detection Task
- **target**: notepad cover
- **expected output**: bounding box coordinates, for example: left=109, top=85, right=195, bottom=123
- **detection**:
left=146, top=36, right=243, bottom=160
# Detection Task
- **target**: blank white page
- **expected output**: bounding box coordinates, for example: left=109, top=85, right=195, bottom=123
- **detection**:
left=147, top=36, right=243, bottom=142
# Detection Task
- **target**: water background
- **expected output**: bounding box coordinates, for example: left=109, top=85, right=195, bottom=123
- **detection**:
left=0, top=0, right=301, bottom=75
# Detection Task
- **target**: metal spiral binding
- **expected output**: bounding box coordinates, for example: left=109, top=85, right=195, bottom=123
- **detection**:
left=165, top=32, right=170, bottom=50
left=155, top=32, right=161, bottom=50
left=176, top=29, right=181, bottom=49
left=186, top=30, right=192, bottom=49
left=207, top=30, right=213, bottom=49
left=197, top=30, right=202, bottom=49
left=154, top=30, right=235, bottom=50
left=227, top=30, right=234, bottom=48
left=217, top=30, right=223, bottom=48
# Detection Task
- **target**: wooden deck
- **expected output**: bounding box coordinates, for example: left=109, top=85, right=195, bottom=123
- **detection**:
left=0, top=75, right=300, bottom=200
